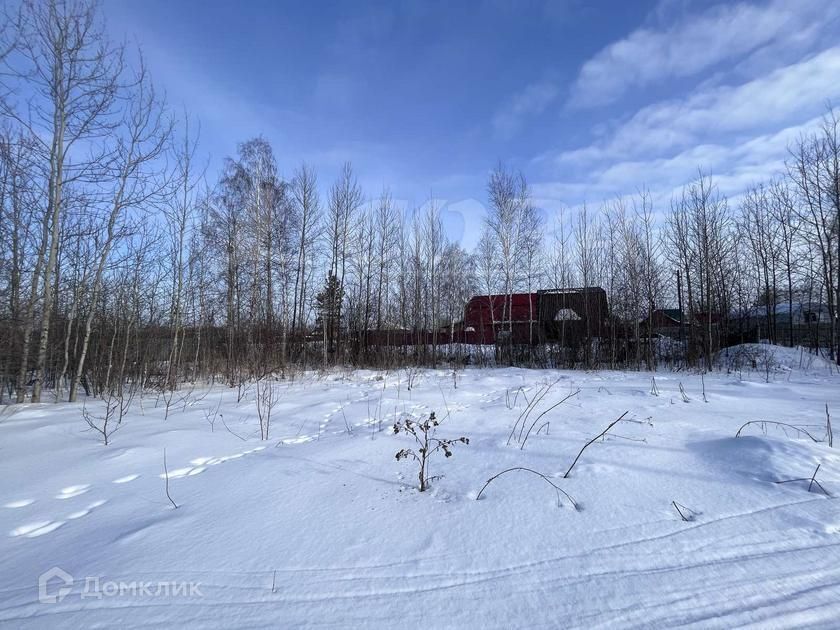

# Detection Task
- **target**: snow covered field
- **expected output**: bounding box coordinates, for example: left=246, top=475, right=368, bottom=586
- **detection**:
left=2, top=349, right=840, bottom=628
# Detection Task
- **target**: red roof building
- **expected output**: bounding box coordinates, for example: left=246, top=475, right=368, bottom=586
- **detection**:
left=462, top=288, right=609, bottom=345
left=462, top=293, right=539, bottom=344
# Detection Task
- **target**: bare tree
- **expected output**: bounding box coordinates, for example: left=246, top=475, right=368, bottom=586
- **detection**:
left=769, top=180, right=800, bottom=347
left=290, top=163, right=321, bottom=343
left=2, top=0, right=126, bottom=402
left=325, top=162, right=362, bottom=361
left=485, top=164, right=532, bottom=360
left=667, top=172, right=732, bottom=370
left=788, top=108, right=840, bottom=363
left=69, top=66, right=172, bottom=402
left=740, top=184, right=782, bottom=344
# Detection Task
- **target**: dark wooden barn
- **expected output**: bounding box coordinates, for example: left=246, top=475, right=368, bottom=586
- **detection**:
left=462, top=287, right=609, bottom=346
left=462, top=293, right=539, bottom=344
left=536, top=288, right=609, bottom=344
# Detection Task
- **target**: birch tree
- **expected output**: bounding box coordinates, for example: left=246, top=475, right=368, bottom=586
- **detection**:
left=2, top=0, right=124, bottom=401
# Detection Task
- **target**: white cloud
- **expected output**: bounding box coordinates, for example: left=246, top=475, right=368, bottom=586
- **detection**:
left=532, top=115, right=825, bottom=212
left=568, top=0, right=839, bottom=108
left=548, top=47, right=840, bottom=168
left=492, top=79, right=560, bottom=138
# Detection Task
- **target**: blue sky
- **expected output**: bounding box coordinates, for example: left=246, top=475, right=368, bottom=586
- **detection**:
left=104, top=0, right=840, bottom=249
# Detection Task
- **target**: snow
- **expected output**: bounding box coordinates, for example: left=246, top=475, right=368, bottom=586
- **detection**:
left=2, top=355, right=840, bottom=628
left=717, top=343, right=838, bottom=374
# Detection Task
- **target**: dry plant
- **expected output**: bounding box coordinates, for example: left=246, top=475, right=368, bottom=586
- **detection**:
left=177, top=380, right=212, bottom=413
left=163, top=448, right=178, bottom=509
left=672, top=501, right=698, bottom=521
left=256, top=379, right=281, bottom=440
left=774, top=463, right=831, bottom=496
left=650, top=377, right=659, bottom=396
left=563, top=411, right=629, bottom=478
left=505, top=386, right=529, bottom=410
left=519, top=389, right=580, bottom=450
left=476, top=467, right=578, bottom=509
left=81, top=384, right=137, bottom=445
left=393, top=411, right=468, bottom=492
left=203, top=394, right=223, bottom=432
left=507, top=377, right=567, bottom=446
left=477, top=409, right=634, bottom=509
left=404, top=366, right=421, bottom=391
left=735, top=420, right=819, bottom=442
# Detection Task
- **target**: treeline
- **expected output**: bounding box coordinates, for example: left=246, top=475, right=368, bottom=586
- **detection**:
left=1, top=0, right=839, bottom=405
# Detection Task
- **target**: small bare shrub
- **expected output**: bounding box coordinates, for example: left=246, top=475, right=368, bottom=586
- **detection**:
left=81, top=384, right=136, bottom=445
left=203, top=395, right=223, bottom=432
left=404, top=366, right=421, bottom=391
left=393, top=411, right=468, bottom=492
left=256, top=379, right=281, bottom=441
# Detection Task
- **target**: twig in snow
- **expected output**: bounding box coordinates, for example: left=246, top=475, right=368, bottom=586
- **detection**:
left=520, top=389, right=580, bottom=450
left=163, top=448, right=178, bottom=509
left=475, top=467, right=578, bottom=509
left=735, top=421, right=819, bottom=442
left=672, top=501, right=697, bottom=522
left=507, top=377, right=561, bottom=446
left=809, top=463, right=823, bottom=493
left=438, top=383, right=452, bottom=423
left=774, top=463, right=831, bottom=496
left=516, top=386, right=531, bottom=408
left=377, top=378, right=387, bottom=432
left=341, top=406, right=353, bottom=435
left=608, top=433, right=647, bottom=443
left=623, top=415, right=654, bottom=426
left=563, top=411, right=629, bottom=478
left=221, top=415, right=247, bottom=441
left=507, top=386, right=528, bottom=410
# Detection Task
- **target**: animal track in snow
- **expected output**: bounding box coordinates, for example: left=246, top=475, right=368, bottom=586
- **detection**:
left=66, top=499, right=107, bottom=520
left=164, top=466, right=207, bottom=479
left=55, top=484, right=90, bottom=499
left=112, top=474, right=140, bottom=484
left=9, top=489, right=110, bottom=540
left=10, top=520, right=65, bottom=538
left=160, top=447, right=266, bottom=479
left=3, top=499, right=34, bottom=508
left=278, top=435, right=314, bottom=445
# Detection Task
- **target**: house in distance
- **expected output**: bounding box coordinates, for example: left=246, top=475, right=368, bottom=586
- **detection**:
left=461, top=287, right=610, bottom=347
